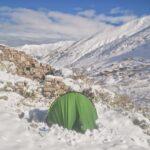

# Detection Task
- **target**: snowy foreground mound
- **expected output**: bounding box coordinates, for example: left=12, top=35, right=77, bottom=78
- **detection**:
left=0, top=92, right=150, bottom=150
left=0, top=71, right=150, bottom=150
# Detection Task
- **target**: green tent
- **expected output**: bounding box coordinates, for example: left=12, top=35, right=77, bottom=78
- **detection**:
left=47, top=92, right=98, bottom=133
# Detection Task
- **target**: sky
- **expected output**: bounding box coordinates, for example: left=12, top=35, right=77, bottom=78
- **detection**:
left=0, top=0, right=150, bottom=46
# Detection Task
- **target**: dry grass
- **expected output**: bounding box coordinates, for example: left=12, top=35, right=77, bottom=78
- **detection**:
left=110, top=94, right=134, bottom=110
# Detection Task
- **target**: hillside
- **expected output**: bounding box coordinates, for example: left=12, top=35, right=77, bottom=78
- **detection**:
left=19, top=16, right=150, bottom=108
left=42, top=16, right=150, bottom=67
left=0, top=45, right=150, bottom=150
left=18, top=41, right=74, bottom=60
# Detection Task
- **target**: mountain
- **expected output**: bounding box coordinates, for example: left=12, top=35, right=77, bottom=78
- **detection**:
left=18, top=16, right=150, bottom=107
left=43, top=16, right=150, bottom=67
left=72, top=25, right=150, bottom=69
left=18, top=40, right=74, bottom=60
left=68, top=19, right=150, bottom=107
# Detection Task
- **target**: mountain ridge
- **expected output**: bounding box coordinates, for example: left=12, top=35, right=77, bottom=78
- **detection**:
left=45, top=16, right=150, bottom=67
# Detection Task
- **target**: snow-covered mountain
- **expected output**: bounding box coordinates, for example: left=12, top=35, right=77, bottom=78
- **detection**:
left=72, top=25, right=150, bottom=69
left=18, top=16, right=150, bottom=107
left=18, top=16, right=150, bottom=66
left=43, top=16, right=150, bottom=67
left=18, top=40, right=74, bottom=59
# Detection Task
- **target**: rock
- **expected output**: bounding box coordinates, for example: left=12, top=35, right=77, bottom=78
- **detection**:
left=18, top=112, right=25, bottom=119
left=0, top=45, right=54, bottom=81
left=133, top=118, right=149, bottom=129
left=83, top=88, right=95, bottom=100
left=0, top=62, right=7, bottom=71
left=30, top=123, right=38, bottom=128
left=43, top=75, right=69, bottom=99
left=0, top=95, right=8, bottom=101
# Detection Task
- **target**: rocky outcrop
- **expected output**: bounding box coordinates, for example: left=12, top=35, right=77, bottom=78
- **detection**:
left=43, top=75, right=69, bottom=99
left=0, top=45, right=54, bottom=80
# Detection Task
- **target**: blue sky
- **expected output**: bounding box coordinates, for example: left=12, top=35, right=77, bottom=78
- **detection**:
left=0, top=0, right=150, bottom=46
left=0, top=0, right=149, bottom=15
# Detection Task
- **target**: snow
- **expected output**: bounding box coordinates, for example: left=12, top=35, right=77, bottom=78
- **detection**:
left=44, top=16, right=150, bottom=67
left=61, top=68, right=73, bottom=78
left=0, top=70, right=148, bottom=149
left=18, top=41, right=74, bottom=60
left=63, top=78, right=82, bottom=92
left=0, top=71, right=38, bottom=86
left=0, top=91, right=149, bottom=150
left=45, top=75, right=63, bottom=81
left=0, top=71, right=149, bottom=150
left=0, top=71, right=39, bottom=95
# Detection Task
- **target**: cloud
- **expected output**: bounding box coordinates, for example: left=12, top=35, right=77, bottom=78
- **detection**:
left=77, top=9, right=96, bottom=18
left=110, top=7, right=132, bottom=15
left=0, top=6, right=138, bottom=46
left=78, top=8, right=137, bottom=25
left=96, top=14, right=137, bottom=24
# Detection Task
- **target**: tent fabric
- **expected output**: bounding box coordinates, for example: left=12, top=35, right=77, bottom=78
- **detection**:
left=47, top=92, right=98, bottom=133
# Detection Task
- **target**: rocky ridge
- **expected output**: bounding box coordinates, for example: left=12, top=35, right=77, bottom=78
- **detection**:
left=0, top=45, right=54, bottom=80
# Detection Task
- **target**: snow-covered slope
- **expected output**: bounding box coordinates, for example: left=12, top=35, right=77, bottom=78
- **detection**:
left=45, top=16, right=150, bottom=67
left=70, top=26, right=150, bottom=107
left=18, top=16, right=150, bottom=67
left=18, top=41, right=74, bottom=59
left=1, top=62, right=149, bottom=150
left=72, top=26, right=150, bottom=68
left=0, top=86, right=149, bottom=150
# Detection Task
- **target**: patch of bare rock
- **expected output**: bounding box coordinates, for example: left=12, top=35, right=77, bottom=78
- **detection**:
left=0, top=45, right=54, bottom=80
